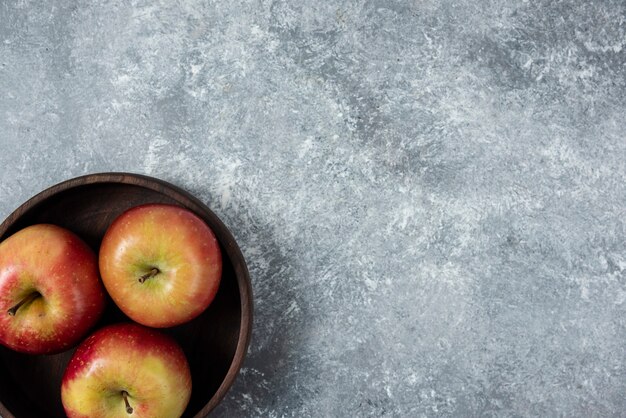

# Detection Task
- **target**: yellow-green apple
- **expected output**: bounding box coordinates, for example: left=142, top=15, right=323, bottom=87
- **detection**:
left=61, top=322, right=192, bottom=418
left=0, top=224, right=106, bottom=354
left=99, top=204, right=222, bottom=328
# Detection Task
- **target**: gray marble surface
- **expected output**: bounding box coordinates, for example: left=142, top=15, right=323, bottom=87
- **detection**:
left=1, top=1, right=625, bottom=417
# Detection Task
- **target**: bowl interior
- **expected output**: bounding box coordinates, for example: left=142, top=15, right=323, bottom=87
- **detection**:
left=0, top=175, right=250, bottom=418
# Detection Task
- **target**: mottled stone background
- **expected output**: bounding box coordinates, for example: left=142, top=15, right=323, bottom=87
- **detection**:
left=1, top=1, right=625, bottom=417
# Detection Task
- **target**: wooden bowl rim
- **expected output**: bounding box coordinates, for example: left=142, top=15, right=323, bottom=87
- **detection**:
left=0, top=172, right=253, bottom=418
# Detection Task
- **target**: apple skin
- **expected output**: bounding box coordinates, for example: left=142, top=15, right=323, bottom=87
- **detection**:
left=99, top=204, right=222, bottom=328
left=0, top=224, right=106, bottom=354
left=61, top=323, right=192, bottom=418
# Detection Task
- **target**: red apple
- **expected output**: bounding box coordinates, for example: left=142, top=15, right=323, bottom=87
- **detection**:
left=61, top=323, right=192, bottom=418
left=0, top=224, right=106, bottom=354
left=99, top=204, right=222, bottom=328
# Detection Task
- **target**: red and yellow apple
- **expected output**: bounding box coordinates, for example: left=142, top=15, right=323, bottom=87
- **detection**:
left=99, top=204, right=222, bottom=328
left=61, top=322, right=192, bottom=418
left=0, top=224, right=106, bottom=354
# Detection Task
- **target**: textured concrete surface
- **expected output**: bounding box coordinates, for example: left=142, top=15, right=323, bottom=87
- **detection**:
left=1, top=1, right=626, bottom=416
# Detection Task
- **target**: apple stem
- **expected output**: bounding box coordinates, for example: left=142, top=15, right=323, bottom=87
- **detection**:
left=7, top=292, right=41, bottom=316
left=138, top=267, right=159, bottom=283
left=121, top=390, right=133, bottom=414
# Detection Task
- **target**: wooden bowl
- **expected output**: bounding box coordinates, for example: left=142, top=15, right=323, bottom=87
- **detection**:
left=0, top=173, right=252, bottom=418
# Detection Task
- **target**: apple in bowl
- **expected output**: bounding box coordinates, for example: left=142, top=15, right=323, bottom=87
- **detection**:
left=99, top=204, right=222, bottom=328
left=61, top=323, right=192, bottom=418
left=0, top=224, right=106, bottom=354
